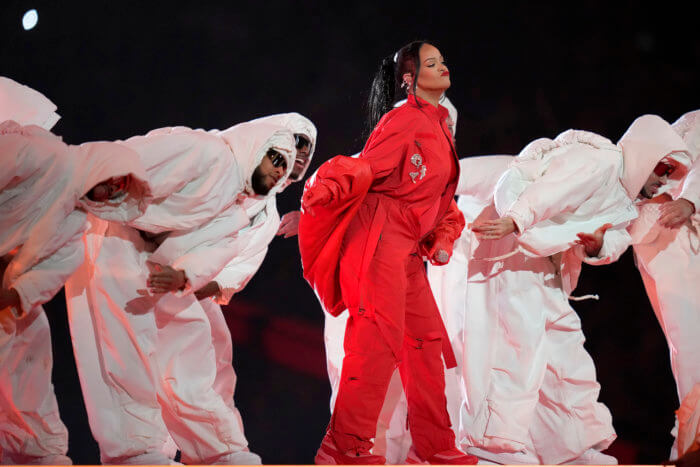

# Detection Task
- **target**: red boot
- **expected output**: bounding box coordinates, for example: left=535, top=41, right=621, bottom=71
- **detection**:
left=314, top=432, right=386, bottom=465
left=406, top=446, right=479, bottom=465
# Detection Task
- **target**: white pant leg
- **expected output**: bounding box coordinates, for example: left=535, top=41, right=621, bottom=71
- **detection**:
left=323, top=310, right=411, bottom=464
left=153, top=294, right=250, bottom=464
left=676, top=383, right=700, bottom=458
left=0, top=306, right=71, bottom=465
left=636, top=244, right=700, bottom=457
left=201, top=299, right=248, bottom=439
left=65, top=224, right=173, bottom=464
left=531, top=299, right=616, bottom=464
left=640, top=273, right=700, bottom=406
left=480, top=259, right=550, bottom=452
left=427, top=250, right=493, bottom=453
left=323, top=311, right=347, bottom=414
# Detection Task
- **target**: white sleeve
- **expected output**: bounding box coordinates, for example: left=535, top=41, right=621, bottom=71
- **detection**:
left=123, top=130, right=243, bottom=234
left=456, top=155, right=513, bottom=200
left=678, top=157, right=700, bottom=210
left=505, top=148, right=614, bottom=233
left=212, top=198, right=280, bottom=305
left=148, top=203, right=252, bottom=294
left=627, top=201, right=663, bottom=246
left=8, top=211, right=87, bottom=315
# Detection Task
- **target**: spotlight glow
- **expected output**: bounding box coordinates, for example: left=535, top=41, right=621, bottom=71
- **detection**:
left=22, top=9, right=38, bottom=30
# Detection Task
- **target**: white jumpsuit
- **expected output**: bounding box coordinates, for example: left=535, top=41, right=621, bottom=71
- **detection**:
left=428, top=155, right=620, bottom=465
left=199, top=113, right=317, bottom=456
left=453, top=116, right=689, bottom=463
left=0, top=77, right=150, bottom=465
left=65, top=123, right=295, bottom=464
left=629, top=110, right=700, bottom=458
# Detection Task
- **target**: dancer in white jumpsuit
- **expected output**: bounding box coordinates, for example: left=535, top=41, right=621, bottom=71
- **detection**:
left=193, top=113, right=316, bottom=445
left=629, top=110, right=700, bottom=459
left=0, top=76, right=151, bottom=465
left=458, top=115, right=691, bottom=464
left=429, top=154, right=619, bottom=465
left=65, top=121, right=295, bottom=464
left=320, top=97, right=458, bottom=464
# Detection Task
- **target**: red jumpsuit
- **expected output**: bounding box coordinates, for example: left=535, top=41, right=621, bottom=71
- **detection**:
left=300, top=95, right=465, bottom=459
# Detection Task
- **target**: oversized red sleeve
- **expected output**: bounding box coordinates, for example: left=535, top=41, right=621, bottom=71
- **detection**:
left=419, top=200, right=466, bottom=265
left=298, top=156, right=373, bottom=316
left=302, top=115, right=417, bottom=213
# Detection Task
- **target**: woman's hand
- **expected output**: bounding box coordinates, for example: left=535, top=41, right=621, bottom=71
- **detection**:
left=471, top=217, right=518, bottom=240
left=576, top=223, right=612, bottom=257
left=659, top=198, right=695, bottom=228
left=147, top=264, right=187, bottom=294
left=277, top=210, right=301, bottom=237
left=431, top=249, right=450, bottom=265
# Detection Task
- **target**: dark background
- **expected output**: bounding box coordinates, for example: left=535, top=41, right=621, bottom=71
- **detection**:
left=2, top=0, right=699, bottom=464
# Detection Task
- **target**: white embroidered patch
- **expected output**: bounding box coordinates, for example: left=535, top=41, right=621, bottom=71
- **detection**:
left=409, top=153, right=426, bottom=183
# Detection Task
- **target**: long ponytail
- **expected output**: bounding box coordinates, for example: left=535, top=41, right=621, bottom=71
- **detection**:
left=365, top=40, right=428, bottom=137
left=366, top=56, right=397, bottom=137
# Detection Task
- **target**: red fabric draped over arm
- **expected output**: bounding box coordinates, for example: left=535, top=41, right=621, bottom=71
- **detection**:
left=298, top=156, right=373, bottom=316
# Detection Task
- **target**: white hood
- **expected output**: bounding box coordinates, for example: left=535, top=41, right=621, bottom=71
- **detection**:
left=215, top=120, right=296, bottom=197
left=617, top=114, right=691, bottom=199
left=0, top=76, right=60, bottom=130
left=247, top=112, right=317, bottom=183
left=672, top=110, right=700, bottom=162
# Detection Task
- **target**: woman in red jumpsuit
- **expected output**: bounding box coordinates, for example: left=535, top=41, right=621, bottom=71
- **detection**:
left=300, top=41, right=474, bottom=465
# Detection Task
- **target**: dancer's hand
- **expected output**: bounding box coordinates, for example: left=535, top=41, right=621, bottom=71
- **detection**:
left=659, top=198, right=695, bottom=228
left=301, top=184, right=332, bottom=216
left=471, top=217, right=518, bottom=240
left=0, top=288, right=20, bottom=312
left=277, top=210, right=301, bottom=237
left=576, top=223, right=612, bottom=257
left=0, top=307, right=17, bottom=335
left=147, top=264, right=187, bottom=294
left=194, top=281, right=220, bottom=300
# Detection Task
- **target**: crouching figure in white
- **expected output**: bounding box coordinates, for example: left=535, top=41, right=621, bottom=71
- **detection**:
left=438, top=115, right=690, bottom=464
left=629, top=110, right=700, bottom=460
left=0, top=76, right=150, bottom=465
left=65, top=119, right=295, bottom=465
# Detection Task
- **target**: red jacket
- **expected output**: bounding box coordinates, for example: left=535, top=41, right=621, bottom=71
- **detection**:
left=300, top=95, right=464, bottom=318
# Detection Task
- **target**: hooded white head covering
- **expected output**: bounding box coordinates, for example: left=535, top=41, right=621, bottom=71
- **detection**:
left=247, top=112, right=317, bottom=183
left=0, top=76, right=60, bottom=130
left=672, top=110, right=700, bottom=162
left=617, top=114, right=691, bottom=199
left=125, top=121, right=294, bottom=234
left=215, top=120, right=296, bottom=196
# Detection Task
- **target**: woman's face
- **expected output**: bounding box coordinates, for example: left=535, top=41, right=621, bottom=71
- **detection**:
left=414, top=43, right=450, bottom=93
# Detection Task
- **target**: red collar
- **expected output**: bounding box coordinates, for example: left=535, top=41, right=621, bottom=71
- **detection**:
left=406, top=94, right=450, bottom=122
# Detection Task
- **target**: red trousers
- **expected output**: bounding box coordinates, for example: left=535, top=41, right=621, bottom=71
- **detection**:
left=330, top=233, right=455, bottom=459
